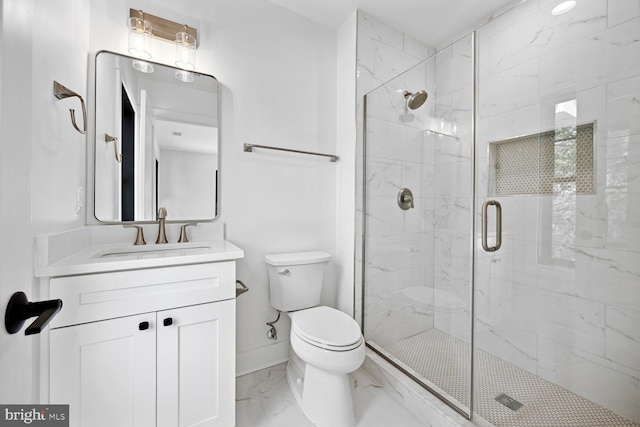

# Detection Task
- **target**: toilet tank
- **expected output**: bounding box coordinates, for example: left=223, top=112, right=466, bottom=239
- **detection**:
left=265, top=251, right=330, bottom=312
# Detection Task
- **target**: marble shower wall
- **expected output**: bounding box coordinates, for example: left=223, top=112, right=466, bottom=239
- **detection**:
left=358, top=14, right=475, bottom=346
left=474, top=0, right=640, bottom=422
left=431, top=36, right=474, bottom=343
left=356, top=0, right=639, bottom=423
left=363, top=57, right=437, bottom=346
left=355, top=12, right=436, bottom=341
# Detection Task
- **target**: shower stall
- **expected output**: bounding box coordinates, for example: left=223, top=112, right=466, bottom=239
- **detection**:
left=360, top=2, right=640, bottom=426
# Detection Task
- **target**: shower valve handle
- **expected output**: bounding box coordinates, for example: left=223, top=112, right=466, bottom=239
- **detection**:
left=398, top=188, right=415, bottom=210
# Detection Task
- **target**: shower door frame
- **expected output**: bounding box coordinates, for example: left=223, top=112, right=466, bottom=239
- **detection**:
left=360, top=31, right=478, bottom=421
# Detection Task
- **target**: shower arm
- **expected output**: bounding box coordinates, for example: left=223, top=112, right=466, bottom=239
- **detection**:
left=53, top=81, right=87, bottom=135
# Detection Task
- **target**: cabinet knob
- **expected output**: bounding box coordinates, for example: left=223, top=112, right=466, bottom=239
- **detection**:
left=139, top=321, right=149, bottom=331
left=163, top=317, right=173, bottom=327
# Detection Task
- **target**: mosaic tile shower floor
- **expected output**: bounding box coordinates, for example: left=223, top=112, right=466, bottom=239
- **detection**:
left=383, top=329, right=639, bottom=427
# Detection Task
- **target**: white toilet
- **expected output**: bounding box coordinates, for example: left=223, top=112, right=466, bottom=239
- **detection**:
left=265, top=251, right=365, bottom=427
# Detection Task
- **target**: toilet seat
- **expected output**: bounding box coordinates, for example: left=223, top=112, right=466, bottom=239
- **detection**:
left=290, top=306, right=363, bottom=352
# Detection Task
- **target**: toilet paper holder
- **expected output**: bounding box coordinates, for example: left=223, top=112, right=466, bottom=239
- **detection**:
left=236, top=279, right=249, bottom=298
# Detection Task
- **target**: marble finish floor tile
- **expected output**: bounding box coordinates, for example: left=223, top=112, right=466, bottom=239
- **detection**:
left=236, top=362, right=424, bottom=427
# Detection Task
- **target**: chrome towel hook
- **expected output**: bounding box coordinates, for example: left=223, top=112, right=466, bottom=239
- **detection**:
left=53, top=81, right=87, bottom=135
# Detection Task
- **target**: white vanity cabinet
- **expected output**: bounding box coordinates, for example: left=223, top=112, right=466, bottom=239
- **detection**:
left=45, top=261, right=237, bottom=427
left=50, top=312, right=158, bottom=427
left=155, top=301, right=234, bottom=427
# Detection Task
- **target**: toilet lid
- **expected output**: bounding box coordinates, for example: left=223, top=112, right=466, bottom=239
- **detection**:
left=291, top=306, right=362, bottom=350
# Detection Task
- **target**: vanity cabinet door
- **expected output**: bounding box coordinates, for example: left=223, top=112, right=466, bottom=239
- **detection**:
left=50, top=313, right=157, bottom=427
left=156, top=300, right=235, bottom=427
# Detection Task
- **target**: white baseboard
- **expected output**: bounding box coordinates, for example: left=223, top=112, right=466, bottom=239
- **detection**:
left=236, top=341, right=290, bottom=377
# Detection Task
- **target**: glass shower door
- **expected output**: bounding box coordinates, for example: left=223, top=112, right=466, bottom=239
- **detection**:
left=362, top=33, right=475, bottom=416
left=473, top=1, right=640, bottom=425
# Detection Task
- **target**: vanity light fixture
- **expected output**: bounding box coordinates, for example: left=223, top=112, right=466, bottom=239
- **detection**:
left=551, top=1, right=576, bottom=15
left=128, top=9, right=199, bottom=80
left=175, top=29, right=197, bottom=83
left=128, top=12, right=154, bottom=73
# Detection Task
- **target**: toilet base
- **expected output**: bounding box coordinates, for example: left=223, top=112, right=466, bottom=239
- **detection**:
left=286, top=352, right=356, bottom=427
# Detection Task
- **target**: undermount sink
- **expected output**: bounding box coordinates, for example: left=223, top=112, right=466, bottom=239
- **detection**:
left=93, top=242, right=213, bottom=259
left=34, top=224, right=245, bottom=278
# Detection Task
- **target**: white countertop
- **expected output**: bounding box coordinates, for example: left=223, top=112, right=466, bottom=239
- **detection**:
left=35, top=225, right=244, bottom=278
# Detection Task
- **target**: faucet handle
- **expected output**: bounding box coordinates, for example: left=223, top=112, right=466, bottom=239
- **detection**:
left=178, top=223, right=197, bottom=243
left=157, top=207, right=167, bottom=220
left=155, top=207, right=168, bottom=244
left=124, top=225, right=146, bottom=245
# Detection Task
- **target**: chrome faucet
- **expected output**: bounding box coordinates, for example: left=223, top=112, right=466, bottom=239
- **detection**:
left=156, top=207, right=168, bottom=244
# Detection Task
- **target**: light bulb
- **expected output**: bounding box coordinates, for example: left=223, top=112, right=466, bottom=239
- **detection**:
left=551, top=1, right=577, bottom=15
left=175, top=32, right=196, bottom=71
left=128, top=17, right=152, bottom=59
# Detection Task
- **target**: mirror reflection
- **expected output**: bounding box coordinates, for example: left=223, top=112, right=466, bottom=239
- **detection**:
left=94, top=51, right=218, bottom=223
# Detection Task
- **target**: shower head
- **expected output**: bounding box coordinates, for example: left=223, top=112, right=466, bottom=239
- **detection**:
left=404, top=90, right=428, bottom=110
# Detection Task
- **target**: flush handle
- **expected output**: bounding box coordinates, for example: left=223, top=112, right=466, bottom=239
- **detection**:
left=278, top=269, right=291, bottom=276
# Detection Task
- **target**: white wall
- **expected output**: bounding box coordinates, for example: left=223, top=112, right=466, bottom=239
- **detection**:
left=0, top=0, right=35, bottom=404
left=94, top=53, right=120, bottom=220
left=212, top=4, right=339, bottom=374
left=31, top=0, right=89, bottom=235
left=87, top=0, right=339, bottom=374
left=335, top=12, right=358, bottom=315
left=158, top=149, right=216, bottom=219
left=1, top=0, right=344, bottom=404
left=1, top=0, right=89, bottom=403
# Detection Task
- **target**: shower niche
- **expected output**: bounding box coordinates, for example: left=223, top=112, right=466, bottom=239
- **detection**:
left=488, top=122, right=595, bottom=197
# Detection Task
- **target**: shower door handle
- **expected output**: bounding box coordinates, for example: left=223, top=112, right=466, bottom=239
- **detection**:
left=482, top=200, right=502, bottom=252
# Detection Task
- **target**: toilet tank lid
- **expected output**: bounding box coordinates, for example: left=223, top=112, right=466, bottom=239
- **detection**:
left=265, top=251, right=330, bottom=266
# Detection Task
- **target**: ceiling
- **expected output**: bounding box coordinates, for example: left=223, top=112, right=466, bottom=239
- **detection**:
left=266, top=0, right=524, bottom=46
left=140, top=0, right=526, bottom=48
